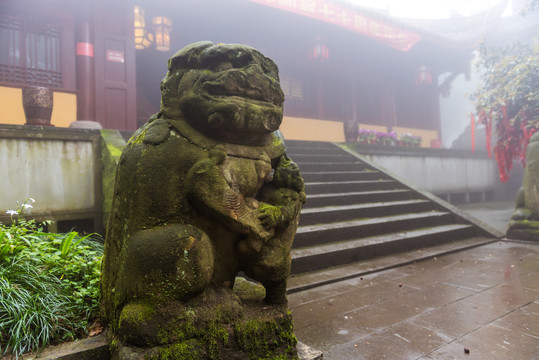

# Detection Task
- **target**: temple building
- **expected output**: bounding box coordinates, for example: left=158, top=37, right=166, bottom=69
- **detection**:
left=0, top=0, right=512, bottom=146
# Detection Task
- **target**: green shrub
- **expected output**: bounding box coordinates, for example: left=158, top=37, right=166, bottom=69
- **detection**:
left=0, top=198, right=103, bottom=358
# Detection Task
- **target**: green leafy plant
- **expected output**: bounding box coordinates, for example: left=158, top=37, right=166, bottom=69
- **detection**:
left=399, top=133, right=422, bottom=147
left=0, top=198, right=103, bottom=358
left=0, top=260, right=76, bottom=356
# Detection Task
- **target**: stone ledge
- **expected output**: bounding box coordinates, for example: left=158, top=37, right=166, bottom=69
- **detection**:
left=24, top=335, right=108, bottom=359
left=18, top=334, right=322, bottom=360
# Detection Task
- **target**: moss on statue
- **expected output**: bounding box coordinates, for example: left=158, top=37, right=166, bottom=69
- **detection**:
left=120, top=301, right=155, bottom=326
left=234, top=311, right=298, bottom=360
left=152, top=341, right=199, bottom=360
left=232, top=277, right=266, bottom=301
left=507, top=132, right=539, bottom=241
left=523, top=132, right=539, bottom=219
left=507, top=218, right=539, bottom=241
left=100, top=42, right=304, bottom=359
left=99, top=129, right=126, bottom=228
left=108, top=283, right=296, bottom=359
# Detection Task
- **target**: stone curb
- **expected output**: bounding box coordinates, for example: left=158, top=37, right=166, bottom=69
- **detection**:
left=19, top=334, right=322, bottom=360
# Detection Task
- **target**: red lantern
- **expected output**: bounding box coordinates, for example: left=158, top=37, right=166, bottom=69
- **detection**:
left=414, top=66, right=432, bottom=85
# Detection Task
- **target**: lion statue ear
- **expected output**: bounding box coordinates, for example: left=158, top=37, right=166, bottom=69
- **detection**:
left=168, top=41, right=214, bottom=71
left=160, top=42, right=284, bottom=146
left=159, top=41, right=215, bottom=118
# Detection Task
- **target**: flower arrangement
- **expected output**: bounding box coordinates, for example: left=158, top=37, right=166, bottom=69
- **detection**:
left=376, top=131, right=397, bottom=146
left=358, top=129, right=377, bottom=144
left=358, top=129, right=422, bottom=147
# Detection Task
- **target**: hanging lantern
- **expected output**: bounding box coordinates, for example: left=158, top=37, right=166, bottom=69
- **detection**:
left=309, top=37, right=329, bottom=62
left=153, top=16, right=172, bottom=52
left=134, top=6, right=147, bottom=50
left=414, top=66, right=432, bottom=85
left=142, top=32, right=153, bottom=49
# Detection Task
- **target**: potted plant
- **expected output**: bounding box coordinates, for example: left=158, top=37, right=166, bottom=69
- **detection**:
left=399, top=133, right=422, bottom=147
left=376, top=131, right=397, bottom=146
left=358, top=129, right=373, bottom=144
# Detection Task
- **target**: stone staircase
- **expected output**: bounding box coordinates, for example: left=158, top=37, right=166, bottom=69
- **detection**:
left=285, top=140, right=500, bottom=293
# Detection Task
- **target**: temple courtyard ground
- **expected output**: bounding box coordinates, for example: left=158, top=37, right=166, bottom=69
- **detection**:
left=289, top=201, right=539, bottom=359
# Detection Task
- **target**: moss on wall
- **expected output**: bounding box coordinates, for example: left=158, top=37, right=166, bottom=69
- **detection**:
left=99, top=129, right=126, bottom=229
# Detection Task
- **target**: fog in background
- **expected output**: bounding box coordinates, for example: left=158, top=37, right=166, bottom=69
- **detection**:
left=134, top=0, right=537, bottom=147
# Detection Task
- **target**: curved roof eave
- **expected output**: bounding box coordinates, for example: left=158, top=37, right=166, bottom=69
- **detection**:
left=325, top=0, right=510, bottom=50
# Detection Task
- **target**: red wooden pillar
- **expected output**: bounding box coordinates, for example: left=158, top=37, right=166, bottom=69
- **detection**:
left=316, top=73, right=325, bottom=119
left=351, top=80, right=358, bottom=123
left=75, top=2, right=96, bottom=121
left=380, top=84, right=396, bottom=132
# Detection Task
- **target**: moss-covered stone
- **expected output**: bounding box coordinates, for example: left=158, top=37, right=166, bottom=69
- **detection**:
left=101, top=42, right=304, bottom=359
left=99, top=129, right=126, bottom=228
left=511, top=207, right=533, bottom=221
left=234, top=309, right=298, bottom=360
left=508, top=132, right=539, bottom=241
left=118, top=301, right=157, bottom=346
left=151, top=340, right=201, bottom=360
left=507, top=219, right=539, bottom=241
left=233, top=277, right=266, bottom=301
left=110, top=286, right=297, bottom=359
left=524, top=132, right=539, bottom=219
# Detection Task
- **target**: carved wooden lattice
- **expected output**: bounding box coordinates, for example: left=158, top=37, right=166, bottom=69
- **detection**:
left=0, top=13, right=62, bottom=88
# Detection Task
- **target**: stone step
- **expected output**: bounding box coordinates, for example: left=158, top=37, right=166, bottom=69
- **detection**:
left=298, top=162, right=369, bottom=172
left=282, top=140, right=499, bottom=294
left=289, top=147, right=345, bottom=156
left=285, top=140, right=340, bottom=150
left=291, top=224, right=476, bottom=274
left=299, top=199, right=433, bottom=226
left=293, top=211, right=456, bottom=248
left=303, top=189, right=416, bottom=208
left=305, top=179, right=402, bottom=194
left=287, top=236, right=496, bottom=293
left=301, top=170, right=388, bottom=183
left=291, top=153, right=359, bottom=163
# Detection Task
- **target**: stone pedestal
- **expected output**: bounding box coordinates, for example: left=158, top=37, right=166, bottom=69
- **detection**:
left=109, top=280, right=298, bottom=359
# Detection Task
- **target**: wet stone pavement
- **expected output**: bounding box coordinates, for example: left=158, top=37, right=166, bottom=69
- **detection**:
left=289, top=240, right=539, bottom=359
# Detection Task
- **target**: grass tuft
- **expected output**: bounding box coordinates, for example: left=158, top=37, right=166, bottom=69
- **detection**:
left=0, top=198, right=103, bottom=358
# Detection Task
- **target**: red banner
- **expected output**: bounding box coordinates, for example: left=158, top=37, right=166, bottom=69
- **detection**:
left=471, top=113, right=475, bottom=153
left=248, top=0, right=421, bottom=51
left=76, top=42, right=94, bottom=57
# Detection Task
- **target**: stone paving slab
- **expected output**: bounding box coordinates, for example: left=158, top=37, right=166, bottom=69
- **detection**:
left=289, top=240, right=539, bottom=359
left=22, top=335, right=108, bottom=359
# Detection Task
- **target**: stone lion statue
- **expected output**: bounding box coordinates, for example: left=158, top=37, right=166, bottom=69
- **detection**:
left=100, top=42, right=305, bottom=359
left=507, top=131, right=539, bottom=241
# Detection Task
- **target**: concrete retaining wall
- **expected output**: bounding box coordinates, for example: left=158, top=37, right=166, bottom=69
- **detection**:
left=0, top=125, right=506, bottom=234
left=347, top=144, right=500, bottom=201
left=364, top=154, right=495, bottom=194
left=0, top=125, right=104, bottom=233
